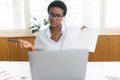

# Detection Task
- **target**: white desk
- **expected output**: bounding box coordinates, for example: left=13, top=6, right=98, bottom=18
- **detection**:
left=0, top=61, right=120, bottom=80
left=0, top=61, right=31, bottom=80
left=86, top=62, right=120, bottom=80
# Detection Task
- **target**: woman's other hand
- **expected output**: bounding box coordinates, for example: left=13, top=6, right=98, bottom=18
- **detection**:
left=16, top=39, right=36, bottom=51
left=81, top=25, right=88, bottom=30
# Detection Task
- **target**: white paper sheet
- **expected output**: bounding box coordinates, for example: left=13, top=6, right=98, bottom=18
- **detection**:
left=63, top=27, right=99, bottom=52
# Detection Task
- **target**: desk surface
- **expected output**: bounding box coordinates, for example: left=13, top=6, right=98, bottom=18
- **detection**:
left=0, top=61, right=31, bottom=80
left=86, top=62, right=120, bottom=80
left=0, top=61, right=120, bottom=80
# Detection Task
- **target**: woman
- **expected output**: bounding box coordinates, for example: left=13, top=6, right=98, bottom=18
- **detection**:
left=17, top=0, right=86, bottom=51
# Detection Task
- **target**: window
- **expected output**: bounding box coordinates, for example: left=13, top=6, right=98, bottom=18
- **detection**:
left=65, top=0, right=100, bottom=28
left=30, top=0, right=100, bottom=29
left=30, top=0, right=120, bottom=33
left=101, top=0, right=120, bottom=33
left=0, top=0, right=30, bottom=34
left=30, top=0, right=53, bottom=30
left=65, top=0, right=83, bottom=27
left=105, top=0, right=120, bottom=27
left=0, top=0, right=119, bottom=35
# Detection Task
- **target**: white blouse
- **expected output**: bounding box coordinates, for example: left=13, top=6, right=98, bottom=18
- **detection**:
left=34, top=26, right=68, bottom=51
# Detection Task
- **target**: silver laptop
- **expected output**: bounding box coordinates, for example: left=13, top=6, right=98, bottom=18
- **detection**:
left=28, top=49, right=89, bottom=80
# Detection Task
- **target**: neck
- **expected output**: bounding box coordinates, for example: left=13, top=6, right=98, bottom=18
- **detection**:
left=50, top=25, right=62, bottom=42
left=50, top=25, right=62, bottom=33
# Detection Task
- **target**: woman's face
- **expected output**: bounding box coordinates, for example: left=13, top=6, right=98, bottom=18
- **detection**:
left=48, top=7, right=64, bottom=28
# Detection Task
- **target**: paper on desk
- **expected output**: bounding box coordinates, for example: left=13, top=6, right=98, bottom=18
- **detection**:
left=63, top=27, right=99, bottom=52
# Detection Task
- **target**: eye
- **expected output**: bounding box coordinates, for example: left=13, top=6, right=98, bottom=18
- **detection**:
left=48, top=13, right=63, bottom=20
left=56, top=14, right=62, bottom=18
left=49, top=13, right=54, bottom=17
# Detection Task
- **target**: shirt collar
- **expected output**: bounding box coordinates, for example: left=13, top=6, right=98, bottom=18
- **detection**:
left=45, top=25, right=66, bottom=37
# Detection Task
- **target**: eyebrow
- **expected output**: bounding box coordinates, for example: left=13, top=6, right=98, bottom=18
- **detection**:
left=49, top=13, right=63, bottom=16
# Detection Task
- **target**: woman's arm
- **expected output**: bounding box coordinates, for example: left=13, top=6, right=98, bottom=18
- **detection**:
left=16, top=39, right=36, bottom=51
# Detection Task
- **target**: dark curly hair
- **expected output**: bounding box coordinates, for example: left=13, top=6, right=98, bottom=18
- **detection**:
left=47, top=0, right=67, bottom=16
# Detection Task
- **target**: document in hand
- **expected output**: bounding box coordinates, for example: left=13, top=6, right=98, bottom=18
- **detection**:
left=64, top=27, right=99, bottom=52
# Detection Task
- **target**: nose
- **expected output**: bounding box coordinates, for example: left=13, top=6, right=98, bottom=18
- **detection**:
left=52, top=16, right=57, bottom=20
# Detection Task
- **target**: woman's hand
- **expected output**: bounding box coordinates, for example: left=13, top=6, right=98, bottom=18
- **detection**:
left=81, top=25, right=88, bottom=30
left=16, top=39, right=36, bottom=51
